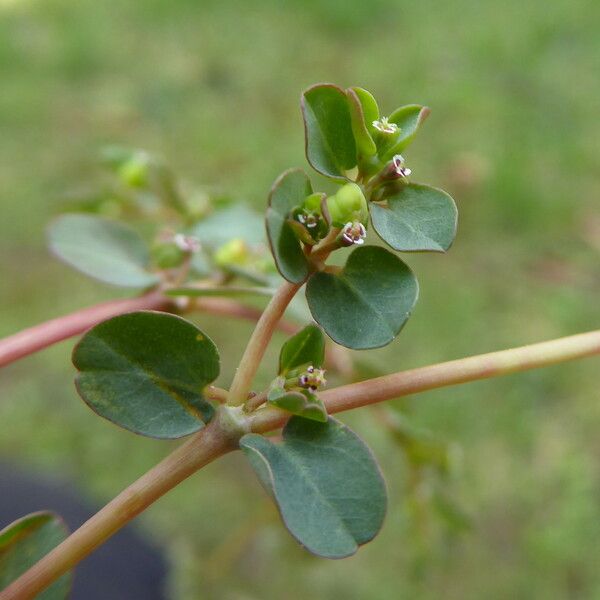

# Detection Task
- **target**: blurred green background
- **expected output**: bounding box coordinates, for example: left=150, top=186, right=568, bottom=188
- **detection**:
left=0, top=0, right=599, bottom=598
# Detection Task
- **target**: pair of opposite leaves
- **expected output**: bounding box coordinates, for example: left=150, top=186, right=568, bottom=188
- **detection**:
left=70, top=311, right=387, bottom=562
left=266, top=167, right=456, bottom=350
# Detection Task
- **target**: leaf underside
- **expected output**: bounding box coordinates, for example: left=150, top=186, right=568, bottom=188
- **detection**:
left=47, top=213, right=159, bottom=288
left=268, top=388, right=327, bottom=422
left=265, top=168, right=312, bottom=283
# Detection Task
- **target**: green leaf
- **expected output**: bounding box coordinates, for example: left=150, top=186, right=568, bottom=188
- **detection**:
left=346, top=87, right=378, bottom=157
left=306, top=246, right=419, bottom=349
left=73, top=311, right=219, bottom=439
left=0, top=512, right=71, bottom=599
left=267, top=387, right=327, bottom=423
left=278, top=324, right=325, bottom=375
left=190, top=203, right=265, bottom=248
left=301, top=84, right=357, bottom=180
left=240, top=417, right=386, bottom=558
left=384, top=104, right=430, bottom=159
left=370, top=183, right=458, bottom=252
left=265, top=169, right=312, bottom=283
left=48, top=214, right=160, bottom=288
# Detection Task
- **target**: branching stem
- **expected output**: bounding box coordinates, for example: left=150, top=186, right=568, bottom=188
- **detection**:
left=2, top=328, right=599, bottom=598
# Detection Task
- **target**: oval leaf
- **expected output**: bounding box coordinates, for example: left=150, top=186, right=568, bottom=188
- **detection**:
left=0, top=512, right=71, bottom=599
left=301, top=84, right=357, bottom=180
left=265, top=169, right=312, bottom=283
left=240, top=417, right=387, bottom=558
left=384, top=104, right=430, bottom=159
left=370, top=183, right=458, bottom=252
left=278, top=324, right=325, bottom=375
left=73, top=311, right=219, bottom=438
left=48, top=214, right=159, bottom=288
left=306, top=246, right=419, bottom=349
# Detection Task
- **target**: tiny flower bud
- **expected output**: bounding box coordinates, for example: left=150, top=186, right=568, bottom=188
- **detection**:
left=372, top=117, right=399, bottom=135
left=340, top=221, right=367, bottom=246
left=118, top=152, right=150, bottom=188
left=369, top=155, right=413, bottom=191
left=326, top=183, right=368, bottom=227
left=214, top=238, right=249, bottom=268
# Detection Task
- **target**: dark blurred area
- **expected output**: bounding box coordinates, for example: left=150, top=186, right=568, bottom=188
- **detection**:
left=0, top=462, right=167, bottom=599
left=0, top=0, right=598, bottom=598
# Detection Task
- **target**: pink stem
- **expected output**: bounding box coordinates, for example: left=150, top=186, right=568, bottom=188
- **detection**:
left=0, top=291, right=170, bottom=368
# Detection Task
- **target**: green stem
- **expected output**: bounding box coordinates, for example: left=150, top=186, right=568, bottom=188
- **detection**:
left=227, top=280, right=301, bottom=406
left=309, top=227, right=341, bottom=265
left=2, top=328, right=599, bottom=598
left=249, top=328, right=600, bottom=432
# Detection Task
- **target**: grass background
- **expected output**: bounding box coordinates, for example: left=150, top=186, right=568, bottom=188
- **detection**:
left=0, top=0, right=599, bottom=597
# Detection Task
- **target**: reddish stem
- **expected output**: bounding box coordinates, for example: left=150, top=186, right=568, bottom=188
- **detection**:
left=0, top=292, right=170, bottom=368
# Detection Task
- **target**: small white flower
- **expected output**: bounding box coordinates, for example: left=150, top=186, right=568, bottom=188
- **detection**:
left=392, top=155, right=412, bottom=178
left=299, top=365, right=326, bottom=392
left=341, top=221, right=367, bottom=246
left=372, top=117, right=399, bottom=134
left=295, top=210, right=319, bottom=229
left=173, top=234, right=201, bottom=253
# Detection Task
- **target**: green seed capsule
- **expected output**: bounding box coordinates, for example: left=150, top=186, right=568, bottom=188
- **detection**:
left=326, top=183, right=368, bottom=227
left=303, top=192, right=324, bottom=213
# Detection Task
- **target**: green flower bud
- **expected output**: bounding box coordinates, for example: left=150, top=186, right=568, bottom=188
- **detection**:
left=118, top=154, right=149, bottom=188
left=326, top=183, right=368, bottom=227
left=151, top=242, right=185, bottom=269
